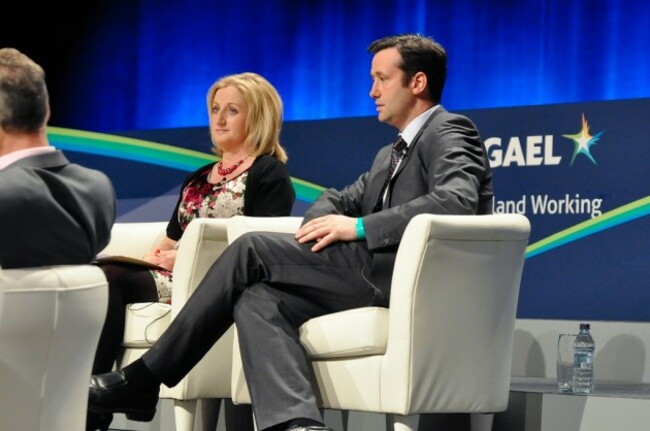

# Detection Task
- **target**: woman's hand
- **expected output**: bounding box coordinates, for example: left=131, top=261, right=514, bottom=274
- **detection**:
left=142, top=236, right=179, bottom=270
left=143, top=248, right=177, bottom=271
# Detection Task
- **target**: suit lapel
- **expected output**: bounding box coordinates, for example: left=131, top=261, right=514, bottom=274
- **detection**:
left=364, top=107, right=446, bottom=212
left=392, top=107, right=443, bottom=178
left=365, top=144, right=393, bottom=212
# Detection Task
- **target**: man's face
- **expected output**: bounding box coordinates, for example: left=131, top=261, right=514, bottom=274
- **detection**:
left=369, top=47, right=415, bottom=131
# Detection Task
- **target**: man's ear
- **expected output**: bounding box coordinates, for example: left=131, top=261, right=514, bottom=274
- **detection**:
left=410, top=71, right=427, bottom=96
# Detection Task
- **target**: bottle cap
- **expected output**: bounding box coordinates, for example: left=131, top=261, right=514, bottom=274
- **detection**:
left=580, top=323, right=590, bottom=330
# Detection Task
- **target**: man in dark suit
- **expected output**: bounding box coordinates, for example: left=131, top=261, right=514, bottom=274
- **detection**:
left=88, top=34, right=493, bottom=431
left=0, top=48, right=115, bottom=269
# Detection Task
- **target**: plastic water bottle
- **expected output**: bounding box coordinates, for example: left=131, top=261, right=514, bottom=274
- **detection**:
left=572, top=323, right=595, bottom=394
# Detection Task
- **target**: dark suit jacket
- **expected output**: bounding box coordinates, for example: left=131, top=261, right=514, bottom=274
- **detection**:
left=303, top=106, right=493, bottom=293
left=0, top=150, right=116, bottom=268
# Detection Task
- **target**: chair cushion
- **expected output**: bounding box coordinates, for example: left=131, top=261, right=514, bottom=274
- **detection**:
left=122, top=302, right=171, bottom=347
left=299, top=306, right=388, bottom=359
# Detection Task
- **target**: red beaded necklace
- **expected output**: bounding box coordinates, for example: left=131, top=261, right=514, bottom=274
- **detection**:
left=216, top=159, right=245, bottom=176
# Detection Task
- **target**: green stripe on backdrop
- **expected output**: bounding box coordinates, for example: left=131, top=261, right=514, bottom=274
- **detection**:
left=47, top=127, right=648, bottom=259
left=47, top=127, right=324, bottom=203
left=525, top=196, right=650, bottom=258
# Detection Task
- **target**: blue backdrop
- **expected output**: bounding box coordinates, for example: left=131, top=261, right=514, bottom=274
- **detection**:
left=60, top=98, right=650, bottom=322
left=6, top=0, right=650, bottom=131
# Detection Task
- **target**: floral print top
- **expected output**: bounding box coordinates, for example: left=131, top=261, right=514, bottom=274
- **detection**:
left=151, top=169, right=248, bottom=303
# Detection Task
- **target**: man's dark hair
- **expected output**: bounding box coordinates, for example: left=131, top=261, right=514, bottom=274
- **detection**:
left=369, top=34, right=447, bottom=104
left=0, top=48, right=49, bottom=134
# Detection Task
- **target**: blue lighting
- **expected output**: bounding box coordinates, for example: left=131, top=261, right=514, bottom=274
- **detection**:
left=60, top=0, right=650, bottom=132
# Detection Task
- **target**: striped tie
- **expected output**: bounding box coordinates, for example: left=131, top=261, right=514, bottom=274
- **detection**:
left=373, top=136, right=407, bottom=212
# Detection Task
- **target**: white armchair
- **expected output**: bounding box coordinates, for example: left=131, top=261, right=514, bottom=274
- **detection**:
left=102, top=218, right=234, bottom=431
left=230, top=214, right=531, bottom=431
left=0, top=265, right=108, bottom=431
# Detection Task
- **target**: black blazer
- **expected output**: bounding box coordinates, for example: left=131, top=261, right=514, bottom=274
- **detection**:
left=0, top=150, right=116, bottom=268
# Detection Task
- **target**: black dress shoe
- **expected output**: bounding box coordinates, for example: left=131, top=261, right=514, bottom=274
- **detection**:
left=88, top=370, right=158, bottom=422
left=86, top=410, right=113, bottom=431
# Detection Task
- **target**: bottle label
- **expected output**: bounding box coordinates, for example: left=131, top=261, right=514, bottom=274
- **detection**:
left=574, top=353, right=593, bottom=368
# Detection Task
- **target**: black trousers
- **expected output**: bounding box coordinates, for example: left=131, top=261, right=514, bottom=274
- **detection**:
left=141, top=231, right=388, bottom=430
left=94, top=263, right=158, bottom=374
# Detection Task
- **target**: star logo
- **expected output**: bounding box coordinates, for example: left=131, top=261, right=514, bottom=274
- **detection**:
left=562, top=114, right=604, bottom=165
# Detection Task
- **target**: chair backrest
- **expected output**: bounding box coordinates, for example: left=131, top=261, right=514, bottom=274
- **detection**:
left=226, top=215, right=304, bottom=242
left=0, top=265, right=108, bottom=431
left=382, top=213, right=530, bottom=414
left=101, top=221, right=168, bottom=259
left=171, top=218, right=230, bottom=317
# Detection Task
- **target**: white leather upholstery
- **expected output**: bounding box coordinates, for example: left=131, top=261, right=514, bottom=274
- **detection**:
left=230, top=214, right=530, bottom=431
left=122, top=302, right=172, bottom=347
left=0, top=265, right=108, bottom=431
left=225, top=215, right=303, bottom=243
left=299, top=306, right=389, bottom=359
left=101, top=221, right=168, bottom=258
left=103, top=219, right=233, bottom=431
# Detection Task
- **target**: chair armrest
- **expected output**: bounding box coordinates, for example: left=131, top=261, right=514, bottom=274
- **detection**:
left=101, top=222, right=168, bottom=259
left=226, top=215, right=303, bottom=242
left=382, top=213, right=530, bottom=412
left=388, top=213, right=530, bottom=324
left=170, top=218, right=230, bottom=317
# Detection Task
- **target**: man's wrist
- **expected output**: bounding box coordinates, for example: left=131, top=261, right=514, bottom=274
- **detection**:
left=356, top=217, right=366, bottom=240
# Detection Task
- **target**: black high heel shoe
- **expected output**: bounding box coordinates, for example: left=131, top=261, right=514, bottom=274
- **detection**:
left=86, top=410, right=113, bottom=431
left=88, top=370, right=158, bottom=422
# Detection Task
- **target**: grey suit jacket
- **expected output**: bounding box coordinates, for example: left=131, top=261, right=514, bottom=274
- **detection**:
left=0, top=150, right=116, bottom=269
left=303, top=106, right=493, bottom=292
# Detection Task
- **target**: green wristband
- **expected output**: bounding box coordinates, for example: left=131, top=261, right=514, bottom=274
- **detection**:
left=356, top=217, right=366, bottom=240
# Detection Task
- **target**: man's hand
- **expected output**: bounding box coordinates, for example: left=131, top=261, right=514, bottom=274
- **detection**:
left=295, top=214, right=358, bottom=252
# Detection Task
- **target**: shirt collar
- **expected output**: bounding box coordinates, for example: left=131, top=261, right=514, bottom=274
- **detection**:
left=0, top=146, right=56, bottom=170
left=399, top=105, right=439, bottom=146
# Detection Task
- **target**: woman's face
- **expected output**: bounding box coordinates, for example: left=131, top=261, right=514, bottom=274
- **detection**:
left=210, top=85, right=248, bottom=152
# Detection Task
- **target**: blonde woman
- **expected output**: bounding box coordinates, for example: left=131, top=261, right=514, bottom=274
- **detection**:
left=91, top=73, right=294, bottom=431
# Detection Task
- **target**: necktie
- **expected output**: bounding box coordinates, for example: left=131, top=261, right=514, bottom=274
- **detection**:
left=373, top=136, right=407, bottom=212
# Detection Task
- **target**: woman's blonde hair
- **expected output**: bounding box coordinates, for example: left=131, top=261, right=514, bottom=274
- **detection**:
left=206, top=72, right=287, bottom=163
